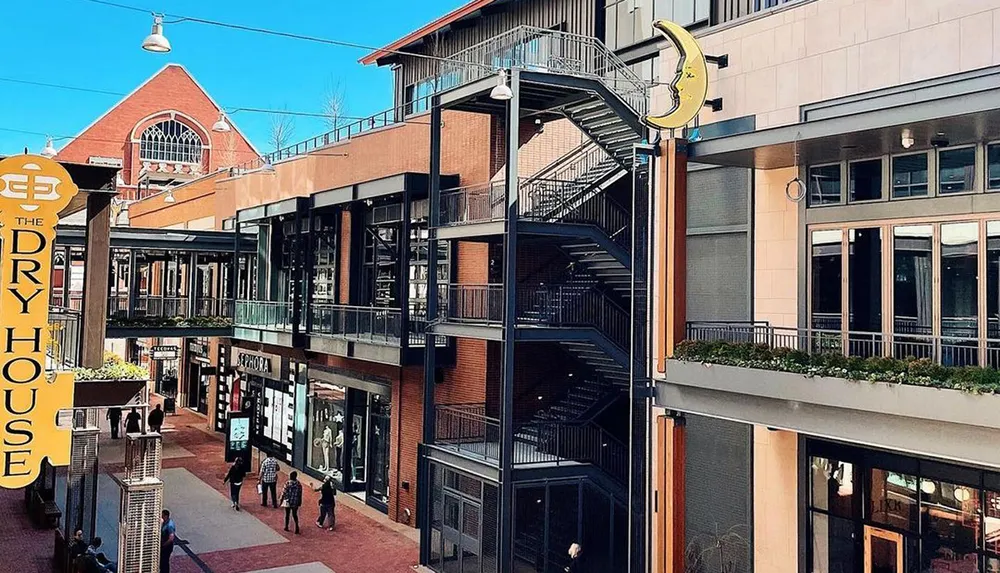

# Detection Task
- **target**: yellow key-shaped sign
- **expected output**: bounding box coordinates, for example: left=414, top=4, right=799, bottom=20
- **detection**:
left=0, top=155, right=78, bottom=489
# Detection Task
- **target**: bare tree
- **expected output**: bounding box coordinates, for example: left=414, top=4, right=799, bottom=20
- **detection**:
left=269, top=112, right=295, bottom=152
left=321, top=78, right=347, bottom=132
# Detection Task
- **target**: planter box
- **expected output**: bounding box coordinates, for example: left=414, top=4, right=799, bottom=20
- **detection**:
left=664, top=359, right=1000, bottom=431
left=74, top=379, right=149, bottom=408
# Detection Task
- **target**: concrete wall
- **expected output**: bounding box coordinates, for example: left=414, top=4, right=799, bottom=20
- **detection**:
left=753, top=167, right=799, bottom=326
left=753, top=427, right=798, bottom=573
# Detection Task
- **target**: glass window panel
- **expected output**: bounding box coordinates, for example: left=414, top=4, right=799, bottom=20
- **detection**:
left=893, top=225, right=934, bottom=358
left=989, top=144, right=1000, bottom=191
left=849, top=228, right=883, bottom=357
left=809, top=165, right=842, bottom=206
left=986, top=490, right=1000, bottom=555
left=988, top=222, right=1000, bottom=366
left=870, top=468, right=919, bottom=532
left=604, top=4, right=618, bottom=50
left=810, top=512, right=856, bottom=573
left=633, top=0, right=653, bottom=42
left=810, top=456, right=857, bottom=518
left=921, top=479, right=981, bottom=554
left=695, top=0, right=710, bottom=23
left=893, top=154, right=929, bottom=198
left=941, top=222, right=979, bottom=366
left=812, top=230, right=843, bottom=332
left=616, top=0, right=634, bottom=49
left=850, top=159, right=883, bottom=202
left=939, top=147, right=977, bottom=194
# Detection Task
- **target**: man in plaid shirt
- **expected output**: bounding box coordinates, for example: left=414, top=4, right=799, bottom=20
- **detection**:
left=259, top=453, right=280, bottom=508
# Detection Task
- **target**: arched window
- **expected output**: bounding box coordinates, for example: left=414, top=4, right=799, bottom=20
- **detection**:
left=139, top=119, right=203, bottom=164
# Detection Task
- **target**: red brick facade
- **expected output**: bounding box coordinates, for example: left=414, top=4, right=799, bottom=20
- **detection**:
left=56, top=64, right=257, bottom=202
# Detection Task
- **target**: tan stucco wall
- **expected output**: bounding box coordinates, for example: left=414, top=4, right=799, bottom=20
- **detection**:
left=754, top=167, right=799, bottom=327
left=753, top=426, right=799, bottom=573
left=655, top=0, right=1000, bottom=130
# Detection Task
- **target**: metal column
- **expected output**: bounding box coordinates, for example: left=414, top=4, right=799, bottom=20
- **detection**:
left=128, top=250, right=139, bottom=319
left=419, top=96, right=443, bottom=565
left=497, top=68, right=520, bottom=573
left=187, top=252, right=198, bottom=317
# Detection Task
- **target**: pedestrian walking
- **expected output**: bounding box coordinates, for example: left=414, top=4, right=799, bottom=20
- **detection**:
left=259, top=452, right=279, bottom=508
left=124, top=407, right=141, bottom=434
left=565, top=543, right=583, bottom=573
left=314, top=475, right=337, bottom=531
left=160, top=510, right=175, bottom=573
left=279, top=471, right=303, bottom=534
left=223, top=457, right=247, bottom=511
left=106, top=407, right=122, bottom=439
left=148, top=404, right=164, bottom=433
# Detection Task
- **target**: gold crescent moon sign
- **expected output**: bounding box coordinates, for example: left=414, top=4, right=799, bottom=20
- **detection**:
left=644, top=19, right=710, bottom=130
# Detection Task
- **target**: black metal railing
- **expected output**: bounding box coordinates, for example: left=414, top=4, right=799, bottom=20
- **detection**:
left=408, top=317, right=448, bottom=348
left=435, top=404, right=501, bottom=462
left=513, top=421, right=627, bottom=484
left=235, top=300, right=294, bottom=332
left=443, top=284, right=504, bottom=325
left=309, top=304, right=402, bottom=344
left=518, top=178, right=631, bottom=250
left=516, top=284, right=630, bottom=351
left=438, top=182, right=506, bottom=227
left=194, top=297, right=234, bottom=318
left=685, top=321, right=1000, bottom=369
left=48, top=306, right=81, bottom=369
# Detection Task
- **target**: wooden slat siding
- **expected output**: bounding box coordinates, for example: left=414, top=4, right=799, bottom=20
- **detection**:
left=396, top=0, right=598, bottom=93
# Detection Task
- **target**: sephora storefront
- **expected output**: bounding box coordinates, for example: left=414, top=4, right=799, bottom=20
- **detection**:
left=232, top=347, right=300, bottom=464
left=306, top=365, right=391, bottom=514
left=808, top=439, right=1000, bottom=573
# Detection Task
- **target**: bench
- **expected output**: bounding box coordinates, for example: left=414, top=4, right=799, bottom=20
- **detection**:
left=42, top=499, right=62, bottom=529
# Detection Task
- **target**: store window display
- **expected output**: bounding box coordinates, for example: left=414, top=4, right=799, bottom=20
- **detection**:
left=307, top=381, right=346, bottom=481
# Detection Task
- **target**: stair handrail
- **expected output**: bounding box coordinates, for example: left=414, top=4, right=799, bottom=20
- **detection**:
left=516, top=282, right=631, bottom=351
left=433, top=25, right=648, bottom=116
left=514, top=419, right=628, bottom=484
left=518, top=177, right=632, bottom=252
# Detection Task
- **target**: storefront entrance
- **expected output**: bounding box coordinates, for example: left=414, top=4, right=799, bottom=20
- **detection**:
left=306, top=371, right=391, bottom=514
left=865, top=526, right=903, bottom=573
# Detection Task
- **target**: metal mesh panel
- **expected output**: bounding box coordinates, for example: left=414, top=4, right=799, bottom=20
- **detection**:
left=687, top=167, right=750, bottom=230
left=118, top=485, right=163, bottom=573
left=684, top=415, right=752, bottom=573
left=124, top=435, right=163, bottom=481
left=686, top=233, right=750, bottom=322
left=64, top=416, right=99, bottom=543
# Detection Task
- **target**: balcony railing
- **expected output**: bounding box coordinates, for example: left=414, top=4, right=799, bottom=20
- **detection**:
left=235, top=300, right=295, bottom=332
left=432, top=26, right=648, bottom=115
left=194, top=297, right=234, bottom=318
left=443, top=284, right=504, bottom=325
left=309, top=304, right=402, bottom=344
left=435, top=403, right=501, bottom=462
left=516, top=284, right=630, bottom=351
left=439, top=182, right=506, bottom=227
left=518, top=178, right=631, bottom=250
left=685, top=321, right=1000, bottom=368
left=108, top=295, right=191, bottom=318
left=513, top=421, right=627, bottom=484
left=48, top=306, right=81, bottom=369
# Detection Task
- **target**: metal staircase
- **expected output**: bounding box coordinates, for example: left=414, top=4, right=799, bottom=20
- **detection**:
left=560, top=241, right=631, bottom=300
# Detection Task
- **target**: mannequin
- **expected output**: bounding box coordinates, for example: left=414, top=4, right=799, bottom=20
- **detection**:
left=334, top=423, right=344, bottom=471
left=321, top=425, right=333, bottom=471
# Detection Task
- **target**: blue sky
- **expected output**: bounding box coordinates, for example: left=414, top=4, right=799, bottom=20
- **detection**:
left=0, top=0, right=467, bottom=156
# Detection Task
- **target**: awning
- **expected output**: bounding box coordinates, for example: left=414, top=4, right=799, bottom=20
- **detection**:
left=689, top=65, right=1000, bottom=169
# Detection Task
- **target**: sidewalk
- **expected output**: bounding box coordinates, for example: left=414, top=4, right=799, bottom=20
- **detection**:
left=0, top=407, right=419, bottom=573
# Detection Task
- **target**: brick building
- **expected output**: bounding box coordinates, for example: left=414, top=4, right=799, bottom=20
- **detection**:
left=55, top=63, right=258, bottom=217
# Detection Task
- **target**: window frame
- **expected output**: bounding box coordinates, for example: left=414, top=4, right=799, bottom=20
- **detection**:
left=847, top=156, right=885, bottom=204
left=937, top=144, right=979, bottom=196
left=890, top=151, right=931, bottom=201
left=986, top=141, right=1000, bottom=192
left=807, top=162, right=845, bottom=207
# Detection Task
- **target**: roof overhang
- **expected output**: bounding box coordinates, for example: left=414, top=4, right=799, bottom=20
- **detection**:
left=360, top=0, right=503, bottom=66
left=55, top=224, right=256, bottom=252
left=689, top=65, right=1000, bottom=169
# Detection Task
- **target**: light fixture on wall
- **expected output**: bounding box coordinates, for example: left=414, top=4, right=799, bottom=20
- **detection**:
left=490, top=70, right=513, bottom=101
left=212, top=112, right=232, bottom=133
left=901, top=128, right=915, bottom=149
left=954, top=487, right=971, bottom=502
left=164, top=190, right=176, bottom=203
left=921, top=479, right=936, bottom=495
left=40, top=137, right=57, bottom=158
left=142, top=15, right=172, bottom=53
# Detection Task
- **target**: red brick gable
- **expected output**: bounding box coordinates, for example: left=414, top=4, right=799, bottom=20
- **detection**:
left=56, top=64, right=258, bottom=193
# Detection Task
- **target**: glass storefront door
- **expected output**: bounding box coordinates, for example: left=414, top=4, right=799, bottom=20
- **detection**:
left=367, top=394, right=391, bottom=512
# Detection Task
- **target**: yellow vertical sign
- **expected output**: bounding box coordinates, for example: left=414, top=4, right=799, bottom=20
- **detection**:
left=0, top=155, right=78, bottom=489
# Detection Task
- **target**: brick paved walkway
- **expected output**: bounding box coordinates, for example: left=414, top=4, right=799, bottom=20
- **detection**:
left=0, top=408, right=419, bottom=573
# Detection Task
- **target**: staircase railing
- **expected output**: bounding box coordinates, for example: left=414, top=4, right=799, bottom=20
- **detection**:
left=443, top=284, right=505, bottom=325
left=518, top=178, right=631, bottom=251
left=435, top=25, right=648, bottom=115
left=515, top=283, right=630, bottom=351
left=439, top=182, right=506, bottom=227
left=525, top=140, right=618, bottom=188
left=513, top=420, right=628, bottom=484
left=435, top=403, right=500, bottom=462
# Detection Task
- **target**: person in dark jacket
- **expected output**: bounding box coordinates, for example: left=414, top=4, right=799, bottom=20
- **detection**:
left=280, top=471, right=303, bottom=534
left=314, top=476, right=337, bottom=530
left=565, top=543, right=583, bottom=573
left=106, top=408, right=122, bottom=439
left=124, top=407, right=141, bottom=434
left=148, top=404, right=164, bottom=433
left=68, top=529, right=88, bottom=561
left=223, top=457, right=247, bottom=511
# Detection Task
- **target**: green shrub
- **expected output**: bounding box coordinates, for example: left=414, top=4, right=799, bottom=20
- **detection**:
left=74, top=355, right=148, bottom=381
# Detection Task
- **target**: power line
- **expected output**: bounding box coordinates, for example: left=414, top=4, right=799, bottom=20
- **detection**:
left=0, top=77, right=126, bottom=97
left=0, top=126, right=260, bottom=154
left=80, top=0, right=495, bottom=68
